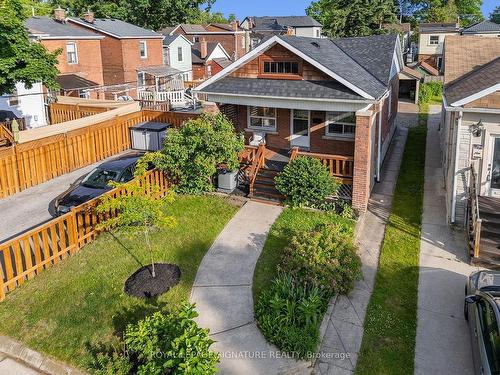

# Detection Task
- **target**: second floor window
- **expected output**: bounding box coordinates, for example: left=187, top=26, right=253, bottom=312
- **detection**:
left=263, top=61, right=299, bottom=75
left=66, top=42, right=78, bottom=64
left=177, top=46, right=183, bottom=62
left=140, top=41, right=148, bottom=58
left=429, top=35, right=439, bottom=45
left=325, top=111, right=356, bottom=138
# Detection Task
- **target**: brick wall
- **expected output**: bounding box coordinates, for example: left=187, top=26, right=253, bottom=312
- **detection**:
left=99, top=37, right=125, bottom=86
left=175, top=29, right=245, bottom=60
left=122, top=38, right=164, bottom=87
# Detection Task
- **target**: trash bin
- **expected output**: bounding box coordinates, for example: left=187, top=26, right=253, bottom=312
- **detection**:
left=218, top=169, right=238, bottom=192
left=130, top=122, right=170, bottom=151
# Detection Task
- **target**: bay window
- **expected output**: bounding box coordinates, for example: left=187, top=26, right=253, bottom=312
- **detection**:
left=248, top=106, right=276, bottom=131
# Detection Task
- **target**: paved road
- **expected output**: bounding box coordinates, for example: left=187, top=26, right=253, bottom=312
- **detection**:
left=0, top=151, right=132, bottom=243
left=414, top=106, right=478, bottom=374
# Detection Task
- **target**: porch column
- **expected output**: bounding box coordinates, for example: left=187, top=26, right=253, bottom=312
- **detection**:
left=352, top=110, right=375, bottom=212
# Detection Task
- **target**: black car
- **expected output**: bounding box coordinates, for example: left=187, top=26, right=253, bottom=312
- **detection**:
left=464, top=270, right=500, bottom=375
left=54, top=153, right=145, bottom=215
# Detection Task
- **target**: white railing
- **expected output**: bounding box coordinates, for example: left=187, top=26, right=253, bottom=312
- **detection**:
left=138, top=90, right=186, bottom=107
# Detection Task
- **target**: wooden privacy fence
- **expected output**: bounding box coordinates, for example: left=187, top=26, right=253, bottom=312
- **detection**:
left=49, top=103, right=110, bottom=124
left=0, top=169, right=170, bottom=301
left=0, top=109, right=197, bottom=199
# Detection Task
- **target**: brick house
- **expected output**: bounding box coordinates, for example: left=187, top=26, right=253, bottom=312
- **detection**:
left=194, top=34, right=402, bottom=211
left=191, top=40, right=232, bottom=81
left=164, top=22, right=247, bottom=61
left=418, top=22, right=460, bottom=71
left=68, top=12, right=165, bottom=99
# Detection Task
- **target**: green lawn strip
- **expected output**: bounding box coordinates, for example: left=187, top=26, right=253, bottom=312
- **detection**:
left=355, top=123, right=427, bottom=375
left=0, top=195, right=238, bottom=370
left=252, top=207, right=354, bottom=302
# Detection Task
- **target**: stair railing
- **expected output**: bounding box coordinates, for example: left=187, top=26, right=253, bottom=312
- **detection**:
left=248, top=144, right=266, bottom=196
left=467, top=164, right=482, bottom=258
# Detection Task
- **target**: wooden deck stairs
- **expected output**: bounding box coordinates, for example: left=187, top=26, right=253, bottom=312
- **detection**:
left=473, top=196, right=500, bottom=268
left=251, top=164, right=285, bottom=203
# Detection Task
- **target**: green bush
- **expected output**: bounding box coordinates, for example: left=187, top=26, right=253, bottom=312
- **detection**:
left=136, top=113, right=244, bottom=194
left=91, top=351, right=132, bottom=375
left=275, top=157, right=338, bottom=207
left=255, top=274, right=328, bottom=358
left=280, top=224, right=361, bottom=295
left=418, top=81, right=442, bottom=104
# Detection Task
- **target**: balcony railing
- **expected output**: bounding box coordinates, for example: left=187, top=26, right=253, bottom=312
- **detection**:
left=138, top=90, right=186, bottom=107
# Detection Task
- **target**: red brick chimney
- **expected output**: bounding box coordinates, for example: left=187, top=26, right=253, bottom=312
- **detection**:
left=84, top=10, right=94, bottom=24
left=200, top=38, right=208, bottom=59
left=54, top=7, right=66, bottom=22
left=230, top=20, right=239, bottom=31
left=286, top=26, right=294, bottom=35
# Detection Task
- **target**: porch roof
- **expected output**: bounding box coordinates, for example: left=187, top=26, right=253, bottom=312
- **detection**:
left=199, top=77, right=365, bottom=101
left=137, top=65, right=182, bottom=77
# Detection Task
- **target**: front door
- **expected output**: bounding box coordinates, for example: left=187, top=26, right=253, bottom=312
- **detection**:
left=290, top=110, right=310, bottom=149
left=487, top=136, right=500, bottom=198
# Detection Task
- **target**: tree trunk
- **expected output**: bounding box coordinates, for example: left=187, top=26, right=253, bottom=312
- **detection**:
left=144, top=223, right=155, bottom=278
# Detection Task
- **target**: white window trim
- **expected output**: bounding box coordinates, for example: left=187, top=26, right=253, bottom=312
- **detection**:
left=429, top=35, right=439, bottom=46
left=66, top=42, right=78, bottom=64
left=325, top=111, right=356, bottom=138
left=177, top=46, right=183, bottom=62
left=247, top=106, right=277, bottom=132
left=140, top=40, right=148, bottom=59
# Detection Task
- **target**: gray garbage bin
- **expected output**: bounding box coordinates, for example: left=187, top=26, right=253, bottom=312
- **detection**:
left=218, top=170, right=238, bottom=192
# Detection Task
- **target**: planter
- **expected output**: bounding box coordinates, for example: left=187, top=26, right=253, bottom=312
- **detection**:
left=124, top=263, right=181, bottom=298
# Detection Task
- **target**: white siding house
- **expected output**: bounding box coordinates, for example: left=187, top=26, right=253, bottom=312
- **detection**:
left=162, top=34, right=193, bottom=81
left=0, top=82, right=47, bottom=128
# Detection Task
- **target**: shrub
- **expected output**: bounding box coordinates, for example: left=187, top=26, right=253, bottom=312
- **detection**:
left=280, top=224, right=361, bottom=295
left=275, top=157, right=338, bottom=207
left=123, top=302, right=219, bottom=375
left=91, top=351, right=132, bottom=375
left=255, top=274, right=328, bottom=358
left=136, top=113, right=244, bottom=194
left=418, top=81, right=442, bottom=104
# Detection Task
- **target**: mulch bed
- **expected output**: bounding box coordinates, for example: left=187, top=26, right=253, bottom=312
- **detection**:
left=124, top=263, right=181, bottom=298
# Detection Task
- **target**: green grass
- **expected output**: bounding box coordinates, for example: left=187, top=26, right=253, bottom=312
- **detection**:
left=252, top=207, right=354, bottom=301
left=0, top=195, right=238, bottom=370
left=355, top=122, right=427, bottom=374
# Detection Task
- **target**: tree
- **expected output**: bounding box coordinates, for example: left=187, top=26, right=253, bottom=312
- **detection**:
left=306, top=0, right=398, bottom=37
left=136, top=113, right=244, bottom=195
left=490, top=6, right=500, bottom=23
left=0, top=0, right=60, bottom=94
left=96, top=181, right=176, bottom=278
left=409, top=0, right=483, bottom=25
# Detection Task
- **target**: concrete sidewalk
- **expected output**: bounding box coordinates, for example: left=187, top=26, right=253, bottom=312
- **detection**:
left=190, top=201, right=309, bottom=375
left=414, top=105, right=478, bottom=374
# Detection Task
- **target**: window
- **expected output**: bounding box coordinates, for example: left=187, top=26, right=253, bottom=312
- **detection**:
left=193, top=36, right=200, bottom=43
left=262, top=61, right=299, bottom=75
left=316, top=29, right=321, bottom=38
left=66, top=42, right=78, bottom=64
left=207, top=65, right=212, bottom=77
left=292, top=110, right=309, bottom=136
left=248, top=106, right=276, bottom=131
left=429, top=35, right=439, bottom=45
left=437, top=56, right=443, bottom=70
left=79, top=90, right=90, bottom=99
left=140, top=41, right=147, bottom=58
left=177, top=46, right=183, bottom=62
left=478, top=300, right=500, bottom=374
left=137, top=72, right=145, bottom=87
left=325, top=111, right=356, bottom=138
left=8, top=89, right=19, bottom=106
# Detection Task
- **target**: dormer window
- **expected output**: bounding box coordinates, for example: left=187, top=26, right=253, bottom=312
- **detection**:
left=259, top=58, right=301, bottom=79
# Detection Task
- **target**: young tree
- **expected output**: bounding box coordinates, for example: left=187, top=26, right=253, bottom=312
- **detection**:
left=0, top=0, right=60, bottom=94
left=97, top=182, right=176, bottom=278
left=491, top=6, right=500, bottom=23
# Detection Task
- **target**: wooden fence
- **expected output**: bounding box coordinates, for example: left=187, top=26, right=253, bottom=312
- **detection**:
left=0, top=110, right=197, bottom=199
left=49, top=103, right=110, bottom=124
left=0, top=169, right=170, bottom=301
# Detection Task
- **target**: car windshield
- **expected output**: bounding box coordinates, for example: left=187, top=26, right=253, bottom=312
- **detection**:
left=81, top=168, right=119, bottom=189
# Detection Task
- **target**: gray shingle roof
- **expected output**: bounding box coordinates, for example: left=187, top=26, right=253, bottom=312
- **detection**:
left=68, top=17, right=162, bottom=38
left=163, top=34, right=180, bottom=46
left=445, top=57, right=500, bottom=105
left=419, top=22, right=460, bottom=33
left=192, top=42, right=223, bottom=63
left=202, top=77, right=363, bottom=100
left=25, top=17, right=101, bottom=38
left=249, top=16, right=322, bottom=31
left=462, top=20, right=500, bottom=34
left=179, top=24, right=207, bottom=33
left=213, top=58, right=232, bottom=68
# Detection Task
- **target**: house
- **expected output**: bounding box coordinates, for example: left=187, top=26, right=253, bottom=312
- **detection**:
left=462, top=20, right=500, bottom=37
left=241, top=16, right=323, bottom=48
left=440, top=35, right=500, bottom=266
left=0, top=82, right=47, bottom=128
left=191, top=39, right=232, bottom=81
left=162, top=34, right=194, bottom=81
left=193, top=33, right=402, bottom=212
left=383, top=23, right=413, bottom=62
left=164, top=22, right=247, bottom=61
left=67, top=11, right=165, bottom=99
left=418, top=22, right=460, bottom=71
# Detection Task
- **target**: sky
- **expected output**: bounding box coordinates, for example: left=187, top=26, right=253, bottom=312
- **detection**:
left=210, top=0, right=498, bottom=21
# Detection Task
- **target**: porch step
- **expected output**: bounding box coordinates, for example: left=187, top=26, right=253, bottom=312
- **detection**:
left=251, top=168, right=285, bottom=203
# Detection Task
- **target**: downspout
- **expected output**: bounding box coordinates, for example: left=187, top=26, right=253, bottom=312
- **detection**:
left=377, top=102, right=382, bottom=182
left=450, top=110, right=463, bottom=223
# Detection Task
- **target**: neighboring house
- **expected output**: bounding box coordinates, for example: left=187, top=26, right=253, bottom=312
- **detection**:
left=194, top=34, right=402, bottom=212
left=418, top=22, right=460, bottom=71
left=440, top=36, right=500, bottom=266
left=68, top=11, right=165, bottom=99
left=162, top=34, right=194, bottom=81
left=164, top=22, right=247, bottom=61
left=0, top=82, right=47, bottom=128
left=462, top=20, right=500, bottom=37
left=383, top=22, right=413, bottom=62
left=191, top=40, right=232, bottom=81
left=241, top=16, right=323, bottom=48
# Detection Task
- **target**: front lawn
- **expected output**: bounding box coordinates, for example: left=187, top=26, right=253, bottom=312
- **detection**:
left=0, top=195, right=238, bottom=370
left=355, top=123, right=427, bottom=374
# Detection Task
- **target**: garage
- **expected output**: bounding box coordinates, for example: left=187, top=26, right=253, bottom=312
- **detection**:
left=398, top=66, right=422, bottom=104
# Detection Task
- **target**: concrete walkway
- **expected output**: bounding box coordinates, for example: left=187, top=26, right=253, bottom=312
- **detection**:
left=414, top=105, right=478, bottom=374
left=190, top=201, right=308, bottom=375
left=314, top=102, right=417, bottom=374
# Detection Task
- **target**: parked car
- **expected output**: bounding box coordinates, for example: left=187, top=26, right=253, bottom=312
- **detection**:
left=464, top=270, right=500, bottom=375
left=54, top=153, right=146, bottom=216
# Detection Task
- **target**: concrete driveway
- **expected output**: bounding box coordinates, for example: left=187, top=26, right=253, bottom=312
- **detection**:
left=0, top=151, right=134, bottom=243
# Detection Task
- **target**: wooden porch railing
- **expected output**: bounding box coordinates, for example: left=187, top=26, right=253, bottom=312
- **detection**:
left=290, top=147, right=354, bottom=185
left=247, top=144, right=266, bottom=196
left=0, top=125, right=14, bottom=147
left=467, top=164, right=482, bottom=258
left=0, top=169, right=170, bottom=301
left=238, top=145, right=258, bottom=165
left=0, top=118, right=27, bottom=132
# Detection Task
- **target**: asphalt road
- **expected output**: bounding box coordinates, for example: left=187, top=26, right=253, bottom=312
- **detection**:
left=0, top=151, right=133, bottom=243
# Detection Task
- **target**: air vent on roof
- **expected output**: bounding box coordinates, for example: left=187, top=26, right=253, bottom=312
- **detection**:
left=311, top=42, right=320, bottom=48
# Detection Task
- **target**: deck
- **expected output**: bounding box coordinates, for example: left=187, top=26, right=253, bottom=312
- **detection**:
left=473, top=196, right=500, bottom=268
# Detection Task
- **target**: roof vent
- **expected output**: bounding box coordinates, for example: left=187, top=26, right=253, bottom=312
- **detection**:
left=311, top=41, right=320, bottom=48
